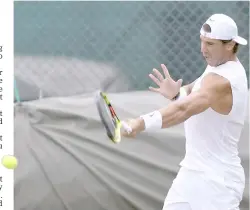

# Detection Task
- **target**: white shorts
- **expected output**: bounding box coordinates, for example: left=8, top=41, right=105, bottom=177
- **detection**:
left=163, top=202, right=192, bottom=210
left=162, top=167, right=244, bottom=210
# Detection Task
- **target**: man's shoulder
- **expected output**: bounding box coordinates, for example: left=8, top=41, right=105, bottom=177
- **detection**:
left=208, top=60, right=246, bottom=80
left=215, top=59, right=245, bottom=72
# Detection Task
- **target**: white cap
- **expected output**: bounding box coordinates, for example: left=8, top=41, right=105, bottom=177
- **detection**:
left=200, top=14, right=247, bottom=45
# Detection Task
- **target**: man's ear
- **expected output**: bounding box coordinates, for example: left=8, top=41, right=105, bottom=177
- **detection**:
left=226, top=41, right=236, bottom=51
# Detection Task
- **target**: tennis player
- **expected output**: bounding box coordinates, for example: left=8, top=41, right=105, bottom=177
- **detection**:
left=122, top=14, right=248, bottom=210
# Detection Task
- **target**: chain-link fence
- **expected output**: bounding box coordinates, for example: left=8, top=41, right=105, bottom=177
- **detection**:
left=14, top=1, right=249, bottom=101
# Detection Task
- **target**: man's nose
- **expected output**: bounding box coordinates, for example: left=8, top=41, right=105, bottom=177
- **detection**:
left=201, top=42, right=206, bottom=53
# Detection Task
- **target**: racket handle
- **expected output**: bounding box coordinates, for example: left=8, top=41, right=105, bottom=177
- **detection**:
left=121, top=121, right=132, bottom=134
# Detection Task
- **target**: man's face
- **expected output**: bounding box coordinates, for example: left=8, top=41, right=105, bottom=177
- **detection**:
left=200, top=35, right=233, bottom=67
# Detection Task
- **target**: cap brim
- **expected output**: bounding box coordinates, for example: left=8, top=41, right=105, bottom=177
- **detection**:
left=233, top=36, right=248, bottom=45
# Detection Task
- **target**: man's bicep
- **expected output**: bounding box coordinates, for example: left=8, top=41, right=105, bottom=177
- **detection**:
left=199, top=73, right=233, bottom=114
left=201, top=73, right=231, bottom=96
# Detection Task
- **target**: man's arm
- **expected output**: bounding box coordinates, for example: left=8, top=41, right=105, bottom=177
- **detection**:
left=135, top=73, right=232, bottom=132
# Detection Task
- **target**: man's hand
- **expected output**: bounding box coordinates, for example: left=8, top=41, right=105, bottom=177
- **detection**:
left=121, top=118, right=145, bottom=138
left=149, top=64, right=183, bottom=100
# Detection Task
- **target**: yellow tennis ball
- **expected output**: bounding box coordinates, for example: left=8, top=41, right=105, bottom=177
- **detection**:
left=1, top=155, right=18, bottom=169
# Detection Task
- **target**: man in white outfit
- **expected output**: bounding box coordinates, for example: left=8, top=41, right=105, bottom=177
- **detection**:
left=122, top=14, right=248, bottom=210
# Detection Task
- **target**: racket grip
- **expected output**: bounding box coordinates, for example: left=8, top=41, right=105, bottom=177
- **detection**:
left=121, top=121, right=132, bottom=134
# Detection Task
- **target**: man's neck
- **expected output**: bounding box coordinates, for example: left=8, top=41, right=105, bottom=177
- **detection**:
left=228, top=54, right=237, bottom=62
left=217, top=54, right=237, bottom=66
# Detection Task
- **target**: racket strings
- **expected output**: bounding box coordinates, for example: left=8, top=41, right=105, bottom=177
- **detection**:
left=96, top=91, right=122, bottom=143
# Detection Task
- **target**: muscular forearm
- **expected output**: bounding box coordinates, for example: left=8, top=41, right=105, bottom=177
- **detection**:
left=159, top=102, right=189, bottom=128
left=160, top=92, right=210, bottom=128
left=137, top=91, right=210, bottom=132
left=136, top=101, right=188, bottom=131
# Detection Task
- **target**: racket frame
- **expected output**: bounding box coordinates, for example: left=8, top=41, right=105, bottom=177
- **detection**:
left=95, top=90, right=122, bottom=143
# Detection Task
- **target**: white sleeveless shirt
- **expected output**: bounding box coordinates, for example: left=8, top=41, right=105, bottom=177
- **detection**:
left=180, top=59, right=248, bottom=183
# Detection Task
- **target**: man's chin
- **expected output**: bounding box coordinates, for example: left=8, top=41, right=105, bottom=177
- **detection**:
left=205, top=58, right=216, bottom=67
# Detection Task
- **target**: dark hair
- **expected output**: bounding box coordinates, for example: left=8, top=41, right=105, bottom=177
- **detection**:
left=202, top=23, right=239, bottom=53
left=221, top=40, right=239, bottom=53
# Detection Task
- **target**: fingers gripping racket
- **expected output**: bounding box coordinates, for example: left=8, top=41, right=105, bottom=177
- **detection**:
left=95, top=90, right=132, bottom=143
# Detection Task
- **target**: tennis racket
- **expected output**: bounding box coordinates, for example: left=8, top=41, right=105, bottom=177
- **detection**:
left=95, top=90, right=132, bottom=143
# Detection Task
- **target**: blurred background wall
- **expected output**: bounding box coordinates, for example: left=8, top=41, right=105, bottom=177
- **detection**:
left=14, top=1, right=249, bottom=101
